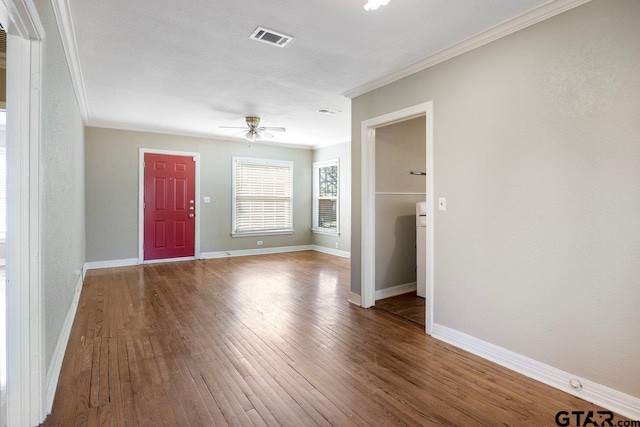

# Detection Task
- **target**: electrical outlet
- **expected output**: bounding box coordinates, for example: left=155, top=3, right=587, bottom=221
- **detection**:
left=335, top=242, right=339, bottom=249
left=257, top=240, right=263, bottom=246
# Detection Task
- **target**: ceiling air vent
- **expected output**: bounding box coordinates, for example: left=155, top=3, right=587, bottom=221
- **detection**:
left=250, top=27, right=293, bottom=48
left=317, top=109, right=341, bottom=115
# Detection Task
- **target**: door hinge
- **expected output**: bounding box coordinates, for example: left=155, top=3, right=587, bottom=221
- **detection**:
left=193, top=156, right=196, bottom=162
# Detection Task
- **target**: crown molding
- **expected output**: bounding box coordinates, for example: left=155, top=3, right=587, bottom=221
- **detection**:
left=88, top=120, right=315, bottom=150
left=342, top=0, right=592, bottom=99
left=51, top=0, right=89, bottom=122
left=0, top=0, right=45, bottom=40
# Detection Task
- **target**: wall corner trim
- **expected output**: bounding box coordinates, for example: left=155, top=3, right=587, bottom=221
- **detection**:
left=431, top=323, right=640, bottom=420
left=45, top=274, right=84, bottom=413
left=51, top=0, right=90, bottom=122
left=342, top=0, right=592, bottom=99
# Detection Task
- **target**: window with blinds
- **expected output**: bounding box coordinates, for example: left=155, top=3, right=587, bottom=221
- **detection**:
left=232, top=157, right=293, bottom=235
left=312, top=159, right=339, bottom=235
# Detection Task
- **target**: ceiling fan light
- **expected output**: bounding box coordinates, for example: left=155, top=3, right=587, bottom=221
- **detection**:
left=364, top=0, right=390, bottom=11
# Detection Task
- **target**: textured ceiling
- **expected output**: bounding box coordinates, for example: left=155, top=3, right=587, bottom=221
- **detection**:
left=68, top=0, right=549, bottom=147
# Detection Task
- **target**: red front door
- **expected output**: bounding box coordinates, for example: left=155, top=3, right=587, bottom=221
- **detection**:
left=144, top=153, right=196, bottom=260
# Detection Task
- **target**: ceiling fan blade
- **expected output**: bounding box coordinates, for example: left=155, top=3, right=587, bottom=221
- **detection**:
left=260, top=130, right=274, bottom=139
left=219, top=126, right=249, bottom=129
left=261, top=126, right=286, bottom=132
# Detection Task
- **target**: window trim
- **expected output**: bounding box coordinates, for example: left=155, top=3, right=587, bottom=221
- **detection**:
left=312, top=158, right=340, bottom=236
left=232, top=156, right=294, bottom=237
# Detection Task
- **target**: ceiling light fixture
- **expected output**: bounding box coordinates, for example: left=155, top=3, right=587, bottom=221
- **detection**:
left=364, top=0, right=390, bottom=11
left=245, top=130, right=262, bottom=142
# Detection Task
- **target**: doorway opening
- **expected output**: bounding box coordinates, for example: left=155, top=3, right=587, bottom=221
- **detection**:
left=360, top=102, right=434, bottom=334
left=372, top=116, right=426, bottom=327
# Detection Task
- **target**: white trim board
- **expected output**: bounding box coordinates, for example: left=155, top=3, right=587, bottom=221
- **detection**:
left=431, top=324, right=640, bottom=420
left=343, top=0, right=592, bottom=99
left=348, top=292, right=362, bottom=307
left=45, top=275, right=83, bottom=412
left=360, top=102, right=435, bottom=339
left=84, top=246, right=351, bottom=272
left=84, top=258, right=139, bottom=271
left=51, top=0, right=89, bottom=122
left=201, top=245, right=314, bottom=259
left=311, top=245, right=350, bottom=259
left=4, top=5, right=46, bottom=424
left=89, top=121, right=315, bottom=151
left=375, top=282, right=416, bottom=301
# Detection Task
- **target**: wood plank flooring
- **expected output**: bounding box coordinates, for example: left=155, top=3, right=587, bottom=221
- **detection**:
left=43, top=251, right=624, bottom=426
left=374, top=291, right=425, bottom=327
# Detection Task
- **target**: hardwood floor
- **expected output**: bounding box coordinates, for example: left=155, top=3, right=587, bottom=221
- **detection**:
left=43, top=251, right=621, bottom=426
left=374, top=291, right=425, bottom=327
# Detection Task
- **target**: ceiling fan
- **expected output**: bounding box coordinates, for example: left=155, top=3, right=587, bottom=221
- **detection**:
left=220, top=117, right=286, bottom=142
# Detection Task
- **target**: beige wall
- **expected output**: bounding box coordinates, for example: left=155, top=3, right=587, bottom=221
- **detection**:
left=375, top=117, right=425, bottom=290
left=36, top=0, right=87, bottom=369
left=351, top=0, right=640, bottom=397
left=85, top=127, right=314, bottom=261
left=312, top=141, right=351, bottom=252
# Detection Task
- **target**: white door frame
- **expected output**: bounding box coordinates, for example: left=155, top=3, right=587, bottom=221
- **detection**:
left=2, top=0, right=46, bottom=425
left=138, top=148, right=201, bottom=264
left=360, top=102, right=435, bottom=335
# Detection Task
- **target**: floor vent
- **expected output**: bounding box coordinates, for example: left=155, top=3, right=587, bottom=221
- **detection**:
left=250, top=27, right=293, bottom=48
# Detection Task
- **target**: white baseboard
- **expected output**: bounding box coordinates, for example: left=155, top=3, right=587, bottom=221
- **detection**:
left=46, top=274, right=84, bottom=412
left=311, top=245, right=351, bottom=259
left=83, top=246, right=351, bottom=271
left=375, top=281, right=417, bottom=301
left=200, top=245, right=315, bottom=259
left=348, top=292, right=362, bottom=306
left=84, top=258, right=138, bottom=272
left=431, top=323, right=640, bottom=420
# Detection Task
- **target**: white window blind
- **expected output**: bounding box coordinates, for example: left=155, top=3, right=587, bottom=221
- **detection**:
left=233, top=157, right=293, bottom=235
left=312, top=159, right=339, bottom=235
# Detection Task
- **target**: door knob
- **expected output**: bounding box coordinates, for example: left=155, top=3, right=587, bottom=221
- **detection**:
left=189, top=214, right=195, bottom=218
left=190, top=206, right=194, bottom=210
left=189, top=200, right=194, bottom=204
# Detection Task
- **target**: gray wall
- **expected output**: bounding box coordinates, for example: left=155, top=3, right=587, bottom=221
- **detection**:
left=375, top=117, right=425, bottom=291
left=85, top=127, right=314, bottom=261
left=351, top=0, right=640, bottom=397
left=37, top=0, right=87, bottom=370
left=312, top=141, right=351, bottom=252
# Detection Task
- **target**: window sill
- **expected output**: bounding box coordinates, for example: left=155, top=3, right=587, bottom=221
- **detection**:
left=231, top=230, right=294, bottom=238
left=312, top=228, right=340, bottom=237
